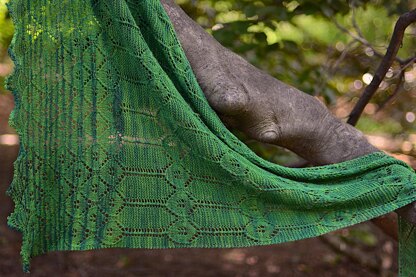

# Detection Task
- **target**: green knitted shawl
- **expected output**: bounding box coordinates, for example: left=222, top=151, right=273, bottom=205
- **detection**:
left=5, top=0, right=416, bottom=275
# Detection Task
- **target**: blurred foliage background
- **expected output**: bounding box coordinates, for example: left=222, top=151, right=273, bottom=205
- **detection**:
left=0, top=0, right=13, bottom=94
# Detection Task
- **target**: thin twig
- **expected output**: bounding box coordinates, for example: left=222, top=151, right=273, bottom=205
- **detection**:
left=351, top=7, right=366, bottom=42
left=387, top=56, right=416, bottom=81
left=400, top=55, right=416, bottom=70
left=331, top=40, right=358, bottom=74
left=376, top=70, right=405, bottom=113
left=333, top=20, right=387, bottom=60
left=347, top=9, right=416, bottom=126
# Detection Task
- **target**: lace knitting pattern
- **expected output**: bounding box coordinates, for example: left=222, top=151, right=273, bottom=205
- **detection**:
left=5, top=1, right=416, bottom=274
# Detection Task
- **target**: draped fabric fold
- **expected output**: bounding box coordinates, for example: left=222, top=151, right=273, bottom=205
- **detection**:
left=5, top=0, right=416, bottom=274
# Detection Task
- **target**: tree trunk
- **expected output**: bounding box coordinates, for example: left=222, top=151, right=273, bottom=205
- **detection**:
left=160, top=0, right=415, bottom=237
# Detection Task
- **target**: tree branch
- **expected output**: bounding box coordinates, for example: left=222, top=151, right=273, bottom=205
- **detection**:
left=161, top=0, right=377, bottom=166
left=347, top=9, right=416, bottom=125
left=160, top=0, right=416, bottom=237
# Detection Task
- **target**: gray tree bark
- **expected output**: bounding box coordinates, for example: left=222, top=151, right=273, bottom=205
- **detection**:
left=160, top=0, right=415, bottom=234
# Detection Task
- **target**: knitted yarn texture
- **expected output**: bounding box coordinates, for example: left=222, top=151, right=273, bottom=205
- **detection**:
left=5, top=0, right=416, bottom=275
